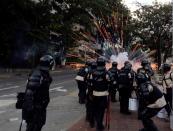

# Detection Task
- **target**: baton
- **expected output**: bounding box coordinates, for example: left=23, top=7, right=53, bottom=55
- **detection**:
left=19, top=119, right=23, bottom=131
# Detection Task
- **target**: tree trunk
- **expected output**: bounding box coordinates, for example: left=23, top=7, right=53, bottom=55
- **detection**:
left=156, top=37, right=161, bottom=68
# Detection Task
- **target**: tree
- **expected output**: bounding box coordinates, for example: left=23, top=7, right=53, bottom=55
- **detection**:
left=0, top=0, right=52, bottom=67
left=51, top=0, right=129, bottom=38
left=131, top=2, right=172, bottom=66
left=0, top=0, right=130, bottom=67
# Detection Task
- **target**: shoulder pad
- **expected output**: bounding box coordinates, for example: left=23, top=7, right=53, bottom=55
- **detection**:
left=27, top=69, right=43, bottom=89
left=29, top=69, right=42, bottom=80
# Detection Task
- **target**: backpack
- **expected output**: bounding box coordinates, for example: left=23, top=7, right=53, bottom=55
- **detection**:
left=139, top=83, right=150, bottom=98
left=139, top=82, right=163, bottom=105
left=109, top=68, right=119, bottom=81
left=27, top=69, right=43, bottom=89
left=92, top=69, right=107, bottom=91
left=118, top=69, right=130, bottom=85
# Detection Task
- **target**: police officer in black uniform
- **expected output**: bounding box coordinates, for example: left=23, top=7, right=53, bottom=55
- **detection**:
left=108, top=61, right=119, bottom=102
left=75, top=61, right=91, bottom=104
left=136, top=72, right=166, bottom=131
left=137, top=59, right=154, bottom=119
left=118, top=61, right=134, bottom=114
left=85, top=61, right=97, bottom=128
left=91, top=57, right=111, bottom=131
left=137, top=59, right=154, bottom=80
left=22, top=55, right=54, bottom=131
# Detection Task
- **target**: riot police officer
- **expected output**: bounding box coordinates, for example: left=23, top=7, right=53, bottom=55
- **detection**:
left=22, top=55, right=54, bottom=131
left=85, top=61, right=97, bottom=128
left=137, top=59, right=154, bottom=119
left=75, top=61, right=91, bottom=104
left=137, top=59, right=154, bottom=80
left=136, top=72, right=166, bottom=131
left=108, top=61, right=119, bottom=102
left=162, top=63, right=173, bottom=117
left=118, top=61, right=134, bottom=114
left=91, top=57, right=111, bottom=131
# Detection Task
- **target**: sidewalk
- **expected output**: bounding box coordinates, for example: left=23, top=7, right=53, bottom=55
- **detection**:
left=68, top=102, right=171, bottom=131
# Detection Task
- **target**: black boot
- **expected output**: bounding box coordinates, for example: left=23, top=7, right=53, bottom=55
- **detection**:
left=96, top=125, right=105, bottom=131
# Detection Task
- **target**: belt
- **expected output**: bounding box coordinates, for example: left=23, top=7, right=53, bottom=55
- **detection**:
left=93, top=91, right=109, bottom=96
left=75, top=75, right=84, bottom=81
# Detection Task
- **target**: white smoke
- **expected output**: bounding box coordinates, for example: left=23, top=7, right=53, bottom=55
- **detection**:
left=110, top=52, right=142, bottom=71
left=110, top=52, right=129, bottom=69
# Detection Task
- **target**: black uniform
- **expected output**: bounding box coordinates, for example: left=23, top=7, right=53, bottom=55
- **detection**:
left=90, top=57, right=111, bottom=131
left=137, top=59, right=154, bottom=81
left=85, top=62, right=97, bottom=128
left=108, top=62, right=119, bottom=102
left=75, top=67, right=88, bottom=104
left=118, top=62, right=134, bottom=114
left=75, top=62, right=92, bottom=104
left=137, top=60, right=154, bottom=119
left=137, top=73, right=166, bottom=131
left=22, top=55, right=53, bottom=131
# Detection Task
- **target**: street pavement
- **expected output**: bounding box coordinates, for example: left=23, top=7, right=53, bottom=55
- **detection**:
left=68, top=102, right=171, bottom=131
left=0, top=68, right=86, bottom=131
left=0, top=68, right=172, bottom=131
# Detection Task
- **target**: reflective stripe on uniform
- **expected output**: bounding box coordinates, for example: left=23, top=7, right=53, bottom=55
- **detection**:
left=75, top=75, right=84, bottom=81
left=93, top=91, right=109, bottom=96
left=147, top=96, right=166, bottom=108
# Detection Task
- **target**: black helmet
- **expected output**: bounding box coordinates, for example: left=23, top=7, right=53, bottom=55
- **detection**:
left=97, top=57, right=105, bottom=66
left=39, top=55, right=55, bottom=71
left=124, top=61, right=130, bottom=66
left=162, top=63, right=171, bottom=73
left=141, top=59, right=149, bottom=67
left=136, top=72, right=148, bottom=84
left=86, top=61, right=92, bottom=67
left=112, top=61, right=118, bottom=67
left=91, top=62, right=97, bottom=69
left=124, top=62, right=132, bottom=70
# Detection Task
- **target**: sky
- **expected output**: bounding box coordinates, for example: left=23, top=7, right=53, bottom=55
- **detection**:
left=123, top=0, right=172, bottom=12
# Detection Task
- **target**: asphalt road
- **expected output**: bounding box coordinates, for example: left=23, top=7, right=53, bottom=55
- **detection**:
left=0, top=69, right=85, bottom=131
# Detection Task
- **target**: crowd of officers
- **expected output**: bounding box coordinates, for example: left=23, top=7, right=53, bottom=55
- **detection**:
left=17, top=54, right=172, bottom=131
left=75, top=57, right=173, bottom=131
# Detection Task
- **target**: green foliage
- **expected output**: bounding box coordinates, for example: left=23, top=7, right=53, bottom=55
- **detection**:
left=0, top=0, right=130, bottom=67
left=131, top=2, right=172, bottom=65
left=132, top=3, right=171, bottom=43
